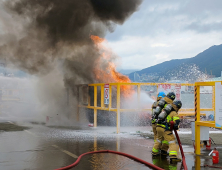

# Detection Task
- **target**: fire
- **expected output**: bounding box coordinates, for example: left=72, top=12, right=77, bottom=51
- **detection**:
left=90, top=35, right=104, bottom=44
left=91, top=35, right=133, bottom=97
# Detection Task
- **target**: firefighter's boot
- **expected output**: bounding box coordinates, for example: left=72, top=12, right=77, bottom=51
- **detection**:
left=160, top=150, right=168, bottom=157
left=170, top=157, right=181, bottom=163
left=152, top=151, right=160, bottom=157
left=152, top=148, right=160, bottom=157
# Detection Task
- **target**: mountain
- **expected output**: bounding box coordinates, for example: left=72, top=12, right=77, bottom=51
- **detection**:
left=129, top=44, right=222, bottom=82
left=118, top=69, right=140, bottom=75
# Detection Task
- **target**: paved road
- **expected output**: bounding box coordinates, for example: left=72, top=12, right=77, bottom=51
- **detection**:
left=0, top=122, right=221, bottom=170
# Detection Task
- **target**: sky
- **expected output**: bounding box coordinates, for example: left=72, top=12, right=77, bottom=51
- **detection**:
left=105, top=0, right=222, bottom=70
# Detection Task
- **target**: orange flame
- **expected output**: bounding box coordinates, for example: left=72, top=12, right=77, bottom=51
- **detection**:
left=91, top=35, right=133, bottom=97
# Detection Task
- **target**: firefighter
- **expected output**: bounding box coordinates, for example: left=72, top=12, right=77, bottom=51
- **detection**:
left=151, top=91, right=166, bottom=143
left=151, top=92, right=176, bottom=156
left=152, top=100, right=182, bottom=163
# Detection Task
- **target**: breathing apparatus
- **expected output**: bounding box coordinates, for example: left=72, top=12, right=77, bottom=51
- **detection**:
left=152, top=99, right=166, bottom=120
left=151, top=92, right=166, bottom=119
left=157, top=104, right=173, bottom=121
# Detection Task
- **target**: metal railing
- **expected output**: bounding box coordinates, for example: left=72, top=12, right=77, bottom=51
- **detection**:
left=76, top=82, right=214, bottom=133
left=194, top=81, right=221, bottom=156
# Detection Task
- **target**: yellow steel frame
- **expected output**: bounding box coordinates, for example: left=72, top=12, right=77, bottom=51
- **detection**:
left=195, top=81, right=221, bottom=156
left=1, top=89, right=21, bottom=101
left=77, top=82, right=214, bottom=134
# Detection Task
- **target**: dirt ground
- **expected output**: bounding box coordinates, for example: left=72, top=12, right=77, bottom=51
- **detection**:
left=0, top=122, right=29, bottom=132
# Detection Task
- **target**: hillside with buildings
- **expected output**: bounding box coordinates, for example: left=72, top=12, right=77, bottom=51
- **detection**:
left=129, top=44, right=222, bottom=83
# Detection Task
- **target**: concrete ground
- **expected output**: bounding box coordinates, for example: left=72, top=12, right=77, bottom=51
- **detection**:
left=141, top=128, right=222, bottom=170
left=0, top=122, right=222, bottom=170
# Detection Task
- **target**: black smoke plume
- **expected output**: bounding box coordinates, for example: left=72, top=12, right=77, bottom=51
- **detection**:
left=0, top=0, right=142, bottom=86
left=0, top=0, right=142, bottom=122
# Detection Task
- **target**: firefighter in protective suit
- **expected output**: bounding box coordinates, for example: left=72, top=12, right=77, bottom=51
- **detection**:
left=151, top=91, right=166, bottom=143
left=152, top=100, right=182, bottom=163
left=151, top=92, right=176, bottom=156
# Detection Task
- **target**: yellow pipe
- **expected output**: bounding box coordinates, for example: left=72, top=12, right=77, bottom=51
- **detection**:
left=195, top=84, right=201, bottom=155
left=79, top=105, right=214, bottom=113
left=195, top=156, right=201, bottom=170
left=195, top=81, right=219, bottom=86
left=109, top=85, right=112, bottom=110
left=81, top=105, right=117, bottom=111
left=196, top=121, right=215, bottom=127
left=82, top=82, right=217, bottom=137
left=88, top=86, right=90, bottom=107
left=101, top=84, right=104, bottom=108
left=116, top=83, right=120, bottom=134
left=94, top=85, right=97, bottom=127
left=196, top=85, right=200, bottom=122
left=195, top=123, right=201, bottom=155
left=181, top=108, right=213, bottom=111
left=88, top=82, right=195, bottom=86
left=213, top=85, right=215, bottom=121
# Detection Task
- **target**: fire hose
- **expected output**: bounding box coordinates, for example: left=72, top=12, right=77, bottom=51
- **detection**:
left=55, top=150, right=164, bottom=170
left=170, top=121, right=188, bottom=170
left=55, top=122, right=187, bottom=170
left=173, top=129, right=188, bottom=170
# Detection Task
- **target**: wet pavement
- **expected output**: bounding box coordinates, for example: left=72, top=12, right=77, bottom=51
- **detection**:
left=0, top=122, right=222, bottom=170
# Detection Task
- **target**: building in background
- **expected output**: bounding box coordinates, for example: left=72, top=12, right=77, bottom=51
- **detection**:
left=134, top=72, right=140, bottom=82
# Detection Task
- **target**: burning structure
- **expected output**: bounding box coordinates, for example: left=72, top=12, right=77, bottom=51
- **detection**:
left=0, top=0, right=143, bottom=124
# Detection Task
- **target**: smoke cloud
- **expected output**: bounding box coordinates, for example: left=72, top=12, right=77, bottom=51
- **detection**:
left=1, top=0, right=142, bottom=84
left=0, top=0, right=142, bottom=123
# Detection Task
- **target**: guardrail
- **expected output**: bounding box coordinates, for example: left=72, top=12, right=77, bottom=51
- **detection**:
left=75, top=82, right=215, bottom=134
left=194, top=81, right=222, bottom=156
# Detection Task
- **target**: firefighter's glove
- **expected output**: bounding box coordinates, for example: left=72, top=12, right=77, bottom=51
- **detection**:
left=169, top=121, right=174, bottom=131
left=173, top=120, right=180, bottom=130
left=173, top=124, right=179, bottom=130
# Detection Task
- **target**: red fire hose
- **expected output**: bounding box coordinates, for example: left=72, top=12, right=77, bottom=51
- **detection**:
left=170, top=121, right=188, bottom=170
left=55, top=122, right=187, bottom=170
left=55, top=150, right=164, bottom=170
left=174, top=129, right=188, bottom=170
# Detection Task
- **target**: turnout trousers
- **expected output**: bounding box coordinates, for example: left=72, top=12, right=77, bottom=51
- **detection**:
left=152, top=123, right=157, bottom=142
left=152, top=126, right=177, bottom=158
